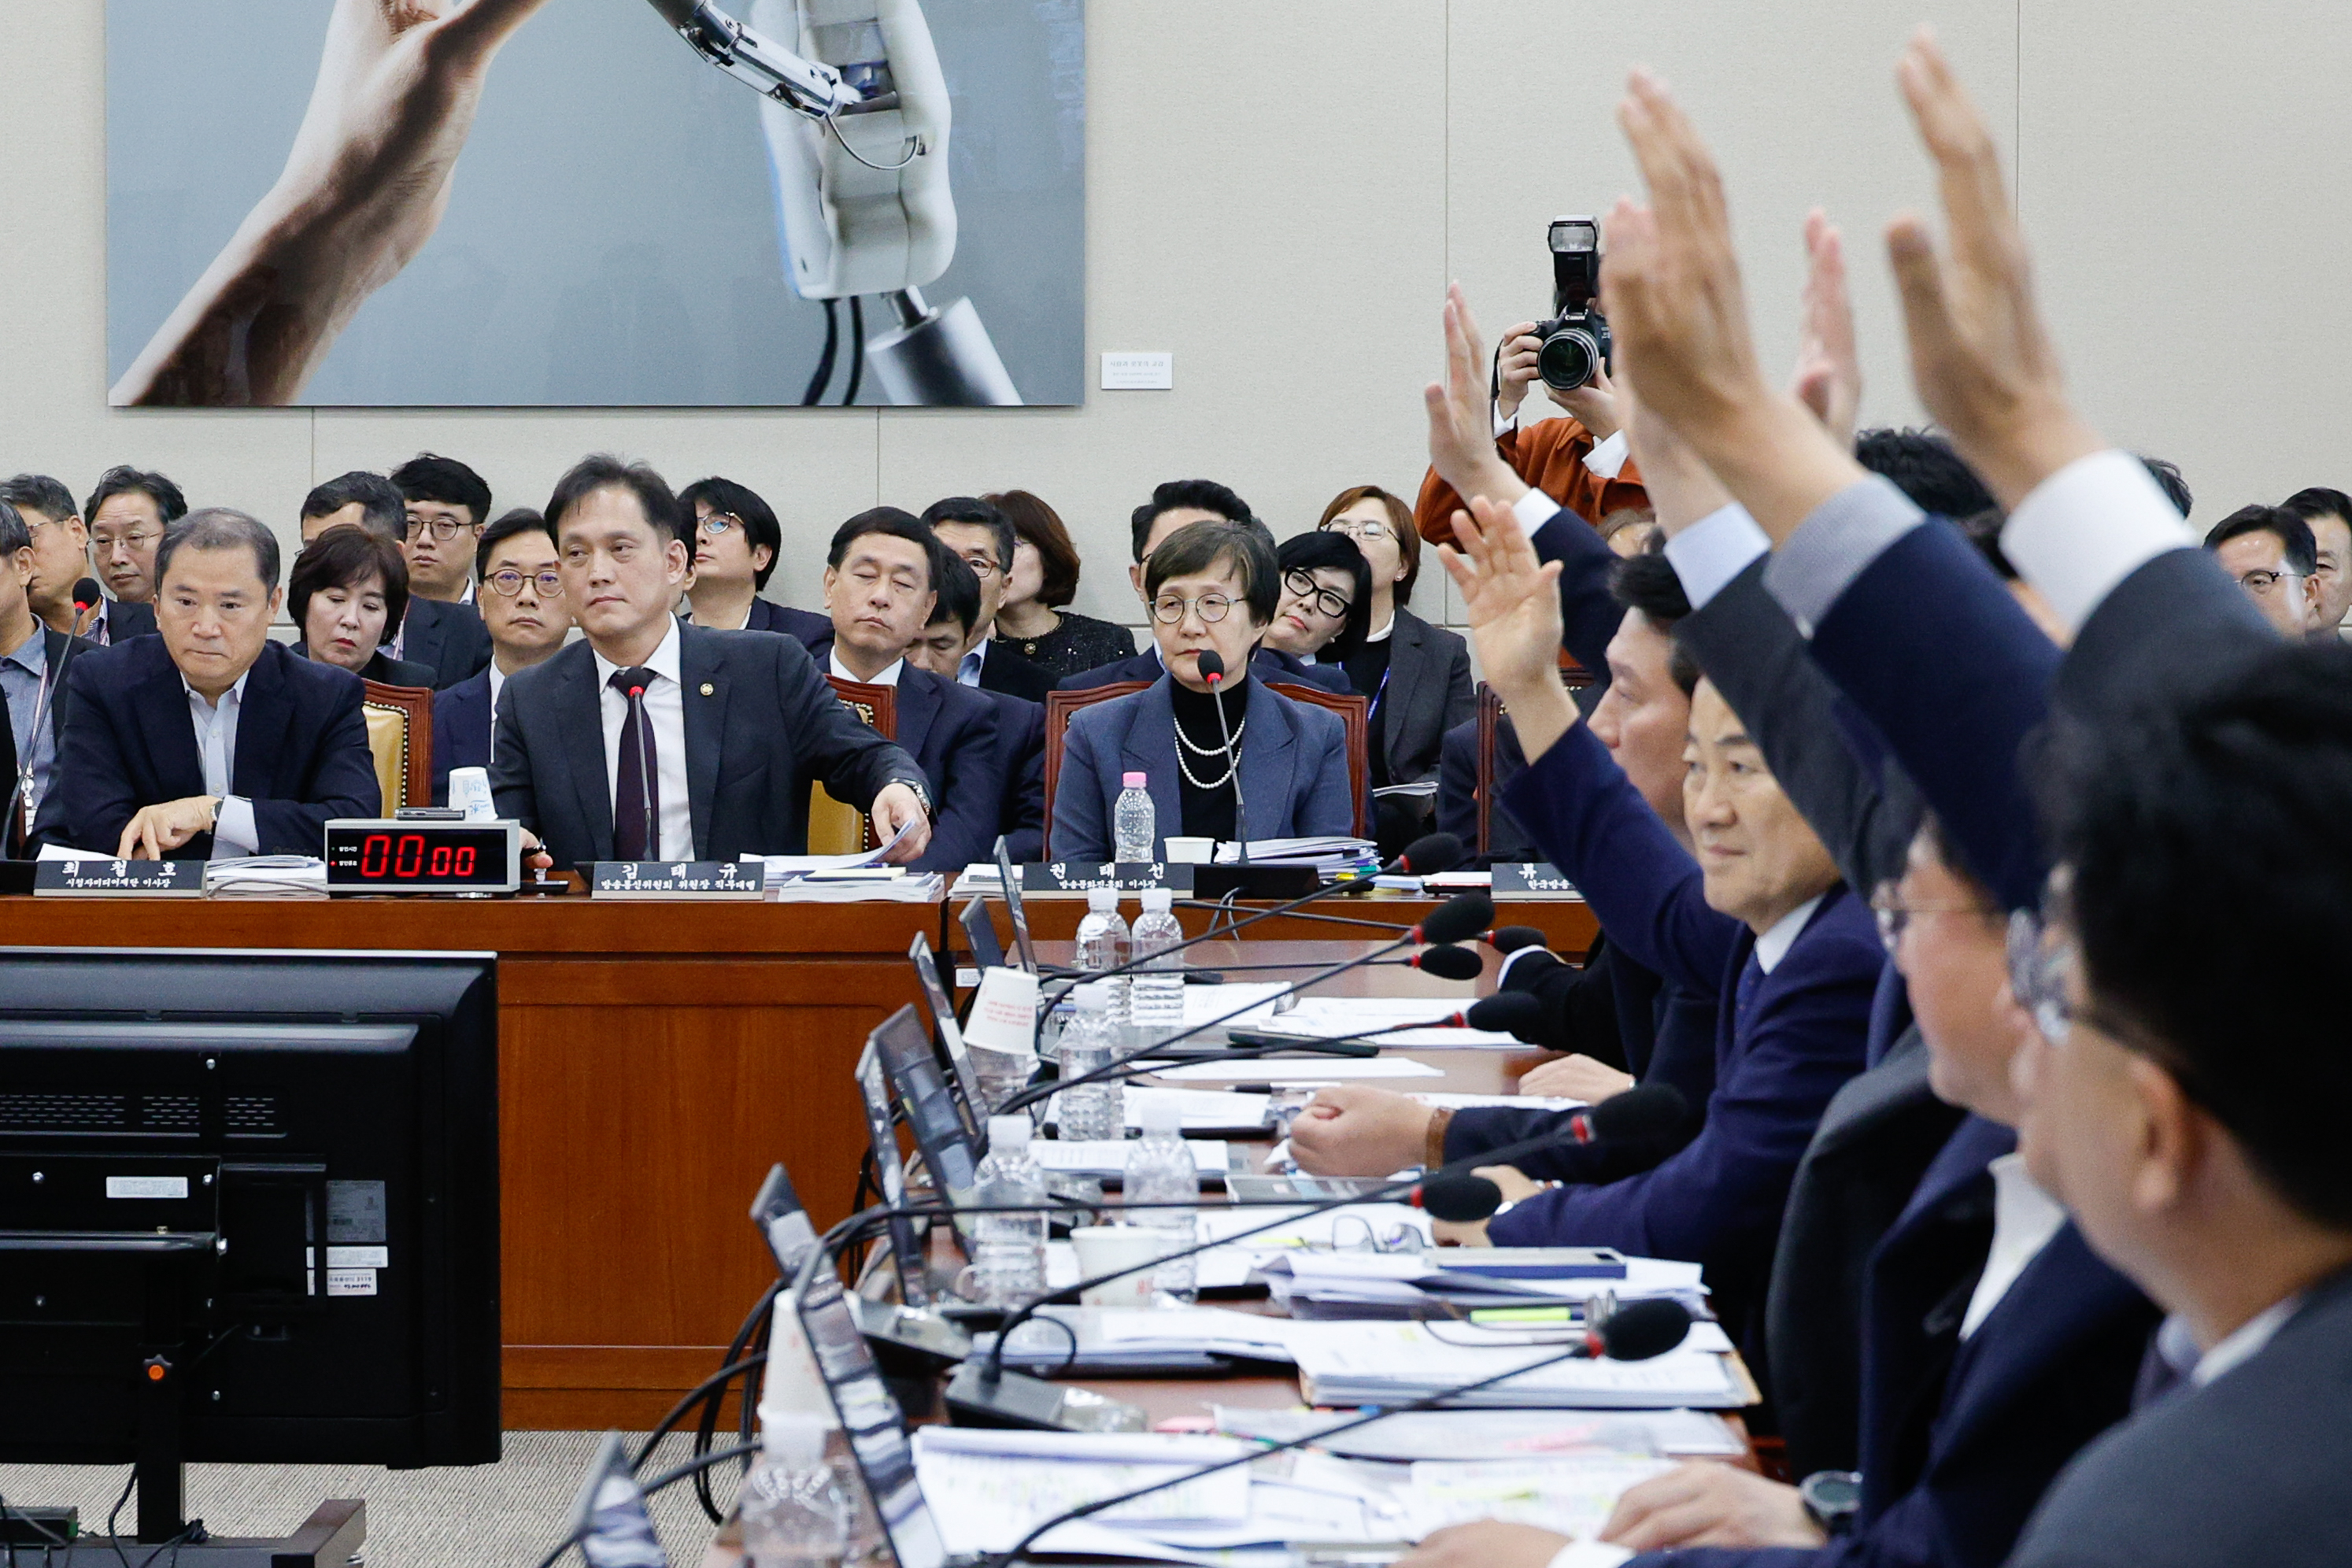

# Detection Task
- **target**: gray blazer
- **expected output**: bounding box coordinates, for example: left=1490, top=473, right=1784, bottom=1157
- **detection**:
left=1380, top=605, right=1474, bottom=786
left=2010, top=1264, right=2352, bottom=1568
left=1051, top=675, right=1352, bottom=861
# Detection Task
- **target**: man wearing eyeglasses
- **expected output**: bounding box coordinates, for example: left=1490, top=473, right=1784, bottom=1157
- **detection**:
left=392, top=453, right=493, bottom=605
left=299, top=472, right=492, bottom=690
left=2202, top=505, right=2323, bottom=638
left=430, top=508, right=572, bottom=804
left=920, top=496, right=1053, bottom=704
left=677, top=476, right=834, bottom=647
left=80, top=466, right=185, bottom=642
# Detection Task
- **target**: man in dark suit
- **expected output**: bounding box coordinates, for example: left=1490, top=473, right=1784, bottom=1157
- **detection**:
left=2, top=500, right=97, bottom=856
left=430, top=508, right=571, bottom=805
left=908, top=551, right=1044, bottom=863
left=921, top=495, right=1056, bottom=704
left=35, top=508, right=378, bottom=858
left=300, top=471, right=490, bottom=690
left=801, top=507, right=1005, bottom=874
left=490, top=457, right=934, bottom=871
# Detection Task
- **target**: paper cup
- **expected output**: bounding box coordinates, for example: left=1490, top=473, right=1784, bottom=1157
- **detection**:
left=1070, top=1226, right=1167, bottom=1307
left=447, top=767, right=495, bottom=821
left=1163, top=836, right=1215, bottom=865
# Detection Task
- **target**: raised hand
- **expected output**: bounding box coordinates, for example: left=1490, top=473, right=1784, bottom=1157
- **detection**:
left=1426, top=286, right=1534, bottom=511
left=1496, top=321, right=1544, bottom=421
left=1605, top=72, right=1863, bottom=539
left=1435, top=496, right=1576, bottom=761
left=1790, top=209, right=1863, bottom=446
left=113, top=0, right=557, bottom=405
left=1887, top=29, right=2102, bottom=505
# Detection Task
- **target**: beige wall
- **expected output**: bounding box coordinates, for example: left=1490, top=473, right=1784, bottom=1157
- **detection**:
left=2, top=2, right=2343, bottom=634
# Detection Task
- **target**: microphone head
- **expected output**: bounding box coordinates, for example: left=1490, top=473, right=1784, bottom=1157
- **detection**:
left=1193, top=649, right=1226, bottom=683
left=1393, top=832, right=1465, bottom=878
left=1415, top=1170, right=1503, bottom=1223
left=72, top=576, right=102, bottom=612
left=1487, top=925, right=1550, bottom=956
left=1585, top=1085, right=1689, bottom=1144
left=1411, top=944, right=1484, bottom=982
left=1415, top=891, right=1495, bottom=947
left=1596, top=1297, right=1694, bottom=1361
left=1464, top=990, right=1545, bottom=1038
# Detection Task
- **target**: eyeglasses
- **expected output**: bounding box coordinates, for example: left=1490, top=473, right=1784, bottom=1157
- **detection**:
left=406, top=516, right=482, bottom=543
left=1869, top=883, right=1994, bottom=954
left=1281, top=569, right=1353, bottom=621
left=1151, top=592, right=1235, bottom=624
left=486, top=568, right=564, bottom=598
left=697, top=513, right=745, bottom=538
left=956, top=550, right=1002, bottom=579
left=2006, top=907, right=2078, bottom=1045
left=2236, top=568, right=2302, bottom=594
left=1322, top=519, right=1394, bottom=545
left=92, top=530, right=157, bottom=553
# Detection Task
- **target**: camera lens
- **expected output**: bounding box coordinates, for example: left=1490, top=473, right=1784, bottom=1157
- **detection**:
left=1538, top=328, right=1600, bottom=391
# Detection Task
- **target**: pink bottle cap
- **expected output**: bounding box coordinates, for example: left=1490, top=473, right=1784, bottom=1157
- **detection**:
left=1122, top=771, right=1148, bottom=788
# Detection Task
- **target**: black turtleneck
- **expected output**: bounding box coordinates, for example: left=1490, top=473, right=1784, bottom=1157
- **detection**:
left=1170, top=675, right=1246, bottom=844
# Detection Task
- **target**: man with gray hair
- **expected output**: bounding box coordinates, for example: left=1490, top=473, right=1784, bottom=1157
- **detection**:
left=35, top=508, right=378, bottom=859
left=0, top=473, right=156, bottom=644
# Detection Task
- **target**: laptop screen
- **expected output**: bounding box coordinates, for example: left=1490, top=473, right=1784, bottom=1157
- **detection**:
left=874, top=1005, right=980, bottom=1201
left=993, top=837, right=1040, bottom=974
left=908, top=933, right=984, bottom=1142
left=958, top=897, right=1006, bottom=974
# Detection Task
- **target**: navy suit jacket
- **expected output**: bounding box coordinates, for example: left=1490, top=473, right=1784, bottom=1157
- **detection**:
left=37, top=637, right=379, bottom=857
left=1644, top=1118, right=2155, bottom=1568
left=1486, top=727, right=1880, bottom=1361
left=741, top=597, right=835, bottom=650
left=886, top=664, right=1008, bottom=874
left=430, top=668, right=494, bottom=807
left=1052, top=675, right=1352, bottom=861
left=1057, top=645, right=1353, bottom=695
left=979, top=687, right=1046, bottom=863
left=1437, top=712, right=1539, bottom=864
left=490, top=624, right=927, bottom=869
left=975, top=639, right=1055, bottom=704
left=98, top=599, right=157, bottom=643
left=400, top=596, right=494, bottom=690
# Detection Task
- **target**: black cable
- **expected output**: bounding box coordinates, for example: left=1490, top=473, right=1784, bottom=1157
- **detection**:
left=690, top=1282, right=782, bottom=1522
left=801, top=298, right=841, bottom=405
left=630, top=1353, right=769, bottom=1475
left=840, top=296, right=866, bottom=406
left=535, top=1440, right=765, bottom=1568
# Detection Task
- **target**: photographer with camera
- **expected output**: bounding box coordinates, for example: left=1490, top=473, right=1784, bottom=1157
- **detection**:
left=1415, top=217, right=1652, bottom=549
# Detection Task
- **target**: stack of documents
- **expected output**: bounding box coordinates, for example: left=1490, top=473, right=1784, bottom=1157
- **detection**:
left=976, top=1306, right=1300, bottom=1373
left=1211, top=1404, right=1747, bottom=1462
left=1258, top=1251, right=1710, bottom=1321
left=1045, top=1088, right=1272, bottom=1137
left=1286, top=1319, right=1745, bottom=1409
left=1213, top=835, right=1377, bottom=872
left=202, top=856, right=328, bottom=897
left=1030, top=1138, right=1230, bottom=1181
left=1237, top=997, right=1525, bottom=1048
left=767, top=868, right=945, bottom=902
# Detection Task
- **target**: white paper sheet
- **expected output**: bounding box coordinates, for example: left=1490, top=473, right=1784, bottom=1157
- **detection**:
left=1148, top=1057, right=1444, bottom=1082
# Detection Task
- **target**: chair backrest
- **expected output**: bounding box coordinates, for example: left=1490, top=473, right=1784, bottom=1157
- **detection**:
left=1267, top=682, right=1369, bottom=837
left=810, top=676, right=899, bottom=853
left=1041, top=682, right=1150, bottom=860
left=361, top=679, right=435, bottom=815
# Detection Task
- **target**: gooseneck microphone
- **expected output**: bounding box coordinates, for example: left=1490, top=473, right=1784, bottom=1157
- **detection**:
left=1191, top=649, right=1248, bottom=863
left=1410, top=1084, right=1690, bottom=1222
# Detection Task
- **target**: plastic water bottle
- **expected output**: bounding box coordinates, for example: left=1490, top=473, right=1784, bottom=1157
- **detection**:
left=1124, top=1095, right=1200, bottom=1304
left=1074, top=887, right=1131, bottom=1031
left=967, top=1115, right=1049, bottom=1306
left=739, top=1411, right=852, bottom=1568
left=1113, top=771, right=1156, bottom=863
left=1055, top=983, right=1124, bottom=1141
left=1128, top=888, right=1186, bottom=1044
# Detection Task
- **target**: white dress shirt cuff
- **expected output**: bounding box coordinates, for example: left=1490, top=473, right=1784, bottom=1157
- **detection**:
left=213, top=796, right=260, bottom=856
left=1663, top=505, right=1772, bottom=609
left=1584, top=429, right=1630, bottom=480
left=1510, top=486, right=1562, bottom=541
left=1545, top=1540, right=1634, bottom=1568
left=1998, top=449, right=2197, bottom=634
left=1762, top=475, right=1928, bottom=637
left=1496, top=945, right=1557, bottom=986
left=1492, top=403, right=1518, bottom=440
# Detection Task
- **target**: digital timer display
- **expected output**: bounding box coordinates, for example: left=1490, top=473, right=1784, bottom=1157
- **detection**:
left=324, top=819, right=521, bottom=893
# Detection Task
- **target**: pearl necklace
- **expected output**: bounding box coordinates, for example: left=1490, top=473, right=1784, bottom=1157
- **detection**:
left=1174, top=710, right=1244, bottom=790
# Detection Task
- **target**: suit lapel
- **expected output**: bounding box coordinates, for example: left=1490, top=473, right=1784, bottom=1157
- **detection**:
left=1237, top=681, right=1300, bottom=841
left=404, top=601, right=442, bottom=667
left=229, top=646, right=295, bottom=800
left=680, top=628, right=727, bottom=857
left=132, top=650, right=206, bottom=800
left=1385, top=611, right=1433, bottom=773
left=1118, top=680, right=1184, bottom=843
left=554, top=649, right=615, bottom=858
left=897, top=668, right=940, bottom=769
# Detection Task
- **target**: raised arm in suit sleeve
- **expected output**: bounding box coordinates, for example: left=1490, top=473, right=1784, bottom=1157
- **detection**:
left=247, top=682, right=379, bottom=853
left=769, top=634, right=927, bottom=811
left=1498, top=721, right=1742, bottom=996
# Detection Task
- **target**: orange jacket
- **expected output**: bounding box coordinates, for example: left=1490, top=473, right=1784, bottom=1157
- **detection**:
left=1415, top=415, right=1650, bottom=545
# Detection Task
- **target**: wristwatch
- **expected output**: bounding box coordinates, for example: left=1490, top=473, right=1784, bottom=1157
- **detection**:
left=1798, top=1470, right=1862, bottom=1537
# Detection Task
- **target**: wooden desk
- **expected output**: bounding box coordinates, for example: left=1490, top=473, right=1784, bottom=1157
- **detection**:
left=973, top=890, right=1599, bottom=960
left=9, top=901, right=1581, bottom=1430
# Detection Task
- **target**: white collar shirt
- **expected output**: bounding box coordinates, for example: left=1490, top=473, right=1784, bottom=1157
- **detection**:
left=1753, top=895, right=1823, bottom=974
left=591, top=619, right=693, bottom=861
left=956, top=632, right=989, bottom=687
left=183, top=669, right=259, bottom=855
left=829, top=649, right=904, bottom=688
left=1960, top=1153, right=2069, bottom=1338
left=488, top=662, right=509, bottom=730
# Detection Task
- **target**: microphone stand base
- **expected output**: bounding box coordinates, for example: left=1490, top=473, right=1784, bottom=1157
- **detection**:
left=944, top=1363, right=1148, bottom=1433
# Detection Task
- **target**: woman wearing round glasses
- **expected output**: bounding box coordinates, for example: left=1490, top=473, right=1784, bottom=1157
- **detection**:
left=1051, top=520, right=1352, bottom=862
left=1316, top=485, right=1474, bottom=797
left=1264, top=531, right=1373, bottom=664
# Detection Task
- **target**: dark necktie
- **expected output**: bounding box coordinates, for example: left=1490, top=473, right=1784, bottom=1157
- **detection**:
left=610, top=667, right=659, bottom=860
left=1733, top=948, right=1766, bottom=1019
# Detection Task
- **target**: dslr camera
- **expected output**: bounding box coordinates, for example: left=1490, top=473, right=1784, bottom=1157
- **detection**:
left=1533, top=216, right=1611, bottom=392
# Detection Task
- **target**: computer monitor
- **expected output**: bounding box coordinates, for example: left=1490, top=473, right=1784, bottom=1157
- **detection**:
left=0, top=946, right=500, bottom=1546
left=871, top=1006, right=980, bottom=1207
left=958, top=896, right=1006, bottom=974
left=907, top=934, right=984, bottom=1142
left=992, top=838, right=1039, bottom=974
left=854, top=1040, right=938, bottom=1298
